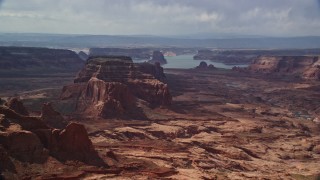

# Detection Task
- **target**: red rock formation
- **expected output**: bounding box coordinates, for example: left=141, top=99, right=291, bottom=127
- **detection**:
left=79, top=78, right=135, bottom=118
left=243, top=56, right=320, bottom=80
left=248, top=56, right=317, bottom=73
left=302, top=61, right=320, bottom=80
left=0, top=105, right=102, bottom=167
left=4, top=97, right=29, bottom=116
left=58, top=123, right=94, bottom=153
left=0, top=130, right=48, bottom=163
left=41, top=103, right=67, bottom=129
left=127, top=79, right=171, bottom=106
left=61, top=56, right=172, bottom=118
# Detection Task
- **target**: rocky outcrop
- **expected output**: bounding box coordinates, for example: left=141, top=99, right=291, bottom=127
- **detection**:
left=136, top=62, right=167, bottom=82
left=45, top=122, right=97, bottom=162
left=40, top=103, right=67, bottom=129
left=4, top=98, right=29, bottom=116
left=302, top=62, right=320, bottom=80
left=0, top=105, right=103, bottom=178
left=195, top=61, right=216, bottom=70
left=148, top=51, right=167, bottom=65
left=244, top=56, right=320, bottom=80
left=61, top=56, right=171, bottom=119
left=58, top=123, right=94, bottom=153
left=0, top=130, right=48, bottom=163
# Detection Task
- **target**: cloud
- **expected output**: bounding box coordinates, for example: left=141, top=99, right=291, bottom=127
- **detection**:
left=0, top=0, right=319, bottom=36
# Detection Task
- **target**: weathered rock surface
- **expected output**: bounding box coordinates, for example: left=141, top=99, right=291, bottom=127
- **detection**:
left=148, top=51, right=167, bottom=65
left=244, top=56, right=320, bottom=80
left=0, top=130, right=48, bottom=163
left=4, top=97, right=29, bottom=116
left=40, top=102, right=67, bottom=129
left=0, top=105, right=104, bottom=179
left=80, top=78, right=135, bottom=118
left=61, top=56, right=171, bottom=118
left=302, top=64, right=320, bottom=80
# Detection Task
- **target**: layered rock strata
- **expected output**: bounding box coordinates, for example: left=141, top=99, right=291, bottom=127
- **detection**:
left=243, top=56, right=320, bottom=80
left=61, top=56, right=171, bottom=118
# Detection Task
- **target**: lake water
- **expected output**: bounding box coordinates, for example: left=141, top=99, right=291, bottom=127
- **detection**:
left=134, top=55, right=248, bottom=69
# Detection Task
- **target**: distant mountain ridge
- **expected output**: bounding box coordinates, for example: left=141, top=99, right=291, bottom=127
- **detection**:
left=0, top=33, right=320, bottom=49
left=0, top=46, right=84, bottom=75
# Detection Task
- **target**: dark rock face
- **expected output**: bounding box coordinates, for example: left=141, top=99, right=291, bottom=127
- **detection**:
left=0, top=145, right=15, bottom=173
left=148, top=51, right=167, bottom=65
left=78, top=51, right=89, bottom=61
left=136, top=62, right=167, bottom=82
left=4, top=98, right=29, bottom=116
left=41, top=103, right=67, bottom=129
left=61, top=56, right=172, bottom=118
left=0, top=130, right=48, bottom=163
left=195, top=61, right=216, bottom=70
left=198, top=61, right=208, bottom=68
left=0, top=46, right=84, bottom=72
left=208, top=64, right=216, bottom=69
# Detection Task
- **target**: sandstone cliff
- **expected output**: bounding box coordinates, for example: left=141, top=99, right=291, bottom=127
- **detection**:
left=194, top=49, right=320, bottom=65
left=61, top=56, right=172, bottom=119
left=247, top=56, right=320, bottom=80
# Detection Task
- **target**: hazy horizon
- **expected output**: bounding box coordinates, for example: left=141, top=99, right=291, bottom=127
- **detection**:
left=0, top=0, right=320, bottom=37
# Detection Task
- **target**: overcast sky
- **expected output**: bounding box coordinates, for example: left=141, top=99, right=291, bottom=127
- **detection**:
left=0, top=0, right=319, bottom=36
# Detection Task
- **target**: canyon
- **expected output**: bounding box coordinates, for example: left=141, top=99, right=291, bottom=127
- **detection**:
left=0, top=47, right=320, bottom=179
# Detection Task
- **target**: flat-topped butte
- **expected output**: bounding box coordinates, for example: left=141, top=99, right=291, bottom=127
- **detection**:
left=86, top=56, right=133, bottom=64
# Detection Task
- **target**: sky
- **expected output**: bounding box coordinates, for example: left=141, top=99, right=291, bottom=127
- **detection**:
left=0, top=0, right=319, bottom=37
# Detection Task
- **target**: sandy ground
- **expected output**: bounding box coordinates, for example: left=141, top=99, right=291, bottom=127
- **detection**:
left=3, top=69, right=320, bottom=179
left=78, top=69, right=320, bottom=179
